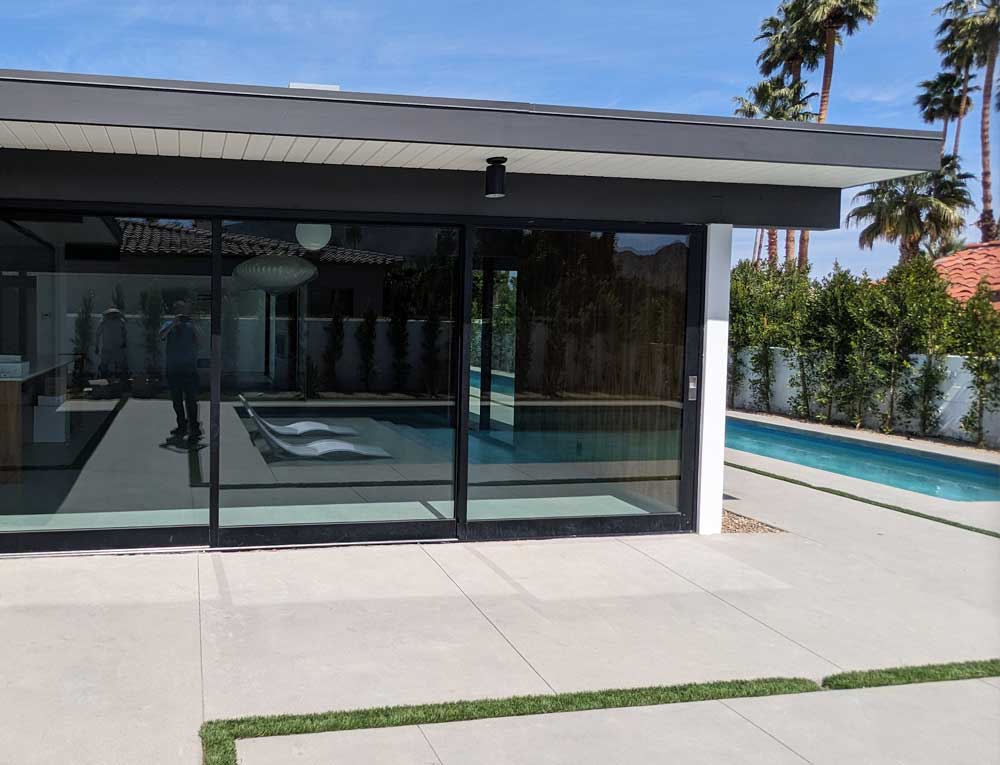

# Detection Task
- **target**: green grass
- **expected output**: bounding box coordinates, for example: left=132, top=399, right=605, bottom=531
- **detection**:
left=200, top=660, right=1000, bottom=764
left=823, top=659, right=1000, bottom=690
left=199, top=677, right=819, bottom=765
left=725, top=461, right=1000, bottom=540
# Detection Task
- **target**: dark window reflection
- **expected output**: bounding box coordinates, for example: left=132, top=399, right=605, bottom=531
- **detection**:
left=0, top=216, right=210, bottom=532
left=469, top=229, right=689, bottom=521
left=218, top=221, right=460, bottom=527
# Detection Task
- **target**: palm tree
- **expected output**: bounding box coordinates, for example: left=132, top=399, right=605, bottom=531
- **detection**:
left=938, top=1, right=998, bottom=241
left=847, top=154, right=974, bottom=263
left=921, top=232, right=967, bottom=258
left=757, top=0, right=824, bottom=268
left=915, top=70, right=977, bottom=153
left=937, top=5, right=982, bottom=154
left=807, top=1, right=879, bottom=122
left=757, top=1, right=823, bottom=83
left=734, top=76, right=817, bottom=268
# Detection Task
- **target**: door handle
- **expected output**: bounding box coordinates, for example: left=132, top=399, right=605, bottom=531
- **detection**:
left=688, top=375, right=698, bottom=402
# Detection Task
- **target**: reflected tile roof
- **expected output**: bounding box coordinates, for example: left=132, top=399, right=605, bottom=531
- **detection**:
left=934, top=241, right=1000, bottom=308
left=118, top=219, right=402, bottom=265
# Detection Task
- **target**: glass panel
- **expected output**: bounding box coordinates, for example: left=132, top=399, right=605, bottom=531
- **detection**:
left=468, top=229, right=689, bottom=521
left=0, top=216, right=211, bottom=532
left=218, top=220, right=459, bottom=527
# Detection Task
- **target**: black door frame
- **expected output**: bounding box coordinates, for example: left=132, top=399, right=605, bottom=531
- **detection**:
left=455, top=221, right=705, bottom=541
left=0, top=202, right=706, bottom=553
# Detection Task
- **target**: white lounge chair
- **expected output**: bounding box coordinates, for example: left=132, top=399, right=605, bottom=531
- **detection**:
left=238, top=394, right=358, bottom=437
left=254, top=417, right=390, bottom=460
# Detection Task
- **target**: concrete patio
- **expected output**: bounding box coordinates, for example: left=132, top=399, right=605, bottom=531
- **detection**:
left=237, top=678, right=1000, bottom=764
left=0, top=465, right=997, bottom=764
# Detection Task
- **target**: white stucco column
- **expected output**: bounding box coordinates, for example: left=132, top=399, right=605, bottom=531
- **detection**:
left=695, top=224, right=732, bottom=534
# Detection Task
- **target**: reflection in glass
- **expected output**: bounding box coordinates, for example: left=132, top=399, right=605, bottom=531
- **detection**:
left=0, top=217, right=211, bottom=532
left=218, top=221, right=459, bottom=527
left=468, top=229, right=689, bottom=521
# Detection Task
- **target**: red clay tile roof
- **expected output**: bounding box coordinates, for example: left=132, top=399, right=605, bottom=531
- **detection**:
left=934, top=241, right=1000, bottom=309
left=118, top=219, right=402, bottom=265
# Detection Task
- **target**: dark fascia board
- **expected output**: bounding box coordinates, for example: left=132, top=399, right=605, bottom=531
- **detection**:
left=0, top=148, right=841, bottom=230
left=0, top=69, right=942, bottom=176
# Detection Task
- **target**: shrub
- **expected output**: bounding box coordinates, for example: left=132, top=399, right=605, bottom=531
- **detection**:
left=356, top=307, right=378, bottom=392
left=389, top=299, right=410, bottom=391
left=954, top=281, right=1000, bottom=446
left=323, top=301, right=345, bottom=391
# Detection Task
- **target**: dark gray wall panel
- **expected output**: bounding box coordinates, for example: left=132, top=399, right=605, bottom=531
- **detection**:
left=0, top=149, right=841, bottom=229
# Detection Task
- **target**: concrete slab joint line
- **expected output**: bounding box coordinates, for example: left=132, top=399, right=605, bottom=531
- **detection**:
left=219, top=664, right=1000, bottom=765
left=417, top=543, right=557, bottom=694
left=615, top=537, right=844, bottom=673
left=718, top=699, right=814, bottom=764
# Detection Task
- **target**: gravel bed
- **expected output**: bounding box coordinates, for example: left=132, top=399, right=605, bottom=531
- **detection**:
left=722, top=510, right=782, bottom=534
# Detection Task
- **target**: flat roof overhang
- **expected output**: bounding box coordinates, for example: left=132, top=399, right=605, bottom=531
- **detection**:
left=0, top=70, right=942, bottom=229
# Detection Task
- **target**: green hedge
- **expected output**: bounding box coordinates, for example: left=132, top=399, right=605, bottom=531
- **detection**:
left=729, top=258, right=1000, bottom=445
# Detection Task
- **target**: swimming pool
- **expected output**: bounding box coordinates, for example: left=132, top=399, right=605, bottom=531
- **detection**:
left=726, top=417, right=1000, bottom=502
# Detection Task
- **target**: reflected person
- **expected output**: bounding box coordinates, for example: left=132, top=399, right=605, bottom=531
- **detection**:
left=160, top=301, right=202, bottom=439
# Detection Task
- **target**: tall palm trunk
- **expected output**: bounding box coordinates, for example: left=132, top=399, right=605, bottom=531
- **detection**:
left=797, top=231, right=810, bottom=270
left=784, top=229, right=796, bottom=267
left=953, top=64, right=971, bottom=156
left=817, top=26, right=837, bottom=122
left=798, top=28, right=837, bottom=270
left=900, top=236, right=921, bottom=264
left=789, top=58, right=811, bottom=270
left=940, top=116, right=950, bottom=157
left=751, top=228, right=762, bottom=265
left=977, top=46, right=997, bottom=242
left=767, top=229, right=779, bottom=267
left=755, top=227, right=765, bottom=265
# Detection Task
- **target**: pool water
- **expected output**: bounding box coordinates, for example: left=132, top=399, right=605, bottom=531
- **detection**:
left=470, top=368, right=514, bottom=396
left=726, top=418, right=1000, bottom=502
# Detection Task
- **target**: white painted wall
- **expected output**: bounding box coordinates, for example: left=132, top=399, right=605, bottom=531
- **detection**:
left=697, top=224, right=732, bottom=534
left=730, top=348, right=1000, bottom=448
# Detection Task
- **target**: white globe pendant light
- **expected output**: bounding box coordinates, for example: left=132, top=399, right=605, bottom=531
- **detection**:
left=233, top=254, right=318, bottom=294
left=295, top=222, right=332, bottom=251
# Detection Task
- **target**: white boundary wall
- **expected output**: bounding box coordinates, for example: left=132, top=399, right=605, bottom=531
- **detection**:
left=696, top=224, right=732, bottom=534
left=730, top=348, right=999, bottom=448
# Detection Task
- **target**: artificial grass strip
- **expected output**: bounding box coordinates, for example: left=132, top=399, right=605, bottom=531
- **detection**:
left=200, top=677, right=819, bottom=765
left=823, top=659, right=1000, bottom=690
left=725, top=461, right=1000, bottom=540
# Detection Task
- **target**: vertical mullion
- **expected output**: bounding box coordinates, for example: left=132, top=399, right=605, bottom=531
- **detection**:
left=453, top=225, right=474, bottom=534
left=678, top=227, right=707, bottom=531
left=478, top=258, right=494, bottom=430
left=209, top=219, right=222, bottom=546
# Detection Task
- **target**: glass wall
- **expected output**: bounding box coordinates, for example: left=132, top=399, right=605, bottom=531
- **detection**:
left=0, top=216, right=211, bottom=535
left=0, top=212, right=696, bottom=548
left=217, top=220, right=460, bottom=528
left=467, top=228, right=689, bottom=522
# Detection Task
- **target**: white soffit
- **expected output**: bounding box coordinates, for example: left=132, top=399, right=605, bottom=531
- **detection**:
left=0, top=120, right=912, bottom=189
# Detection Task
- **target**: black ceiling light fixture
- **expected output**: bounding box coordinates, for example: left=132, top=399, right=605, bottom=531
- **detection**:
left=484, top=156, right=507, bottom=199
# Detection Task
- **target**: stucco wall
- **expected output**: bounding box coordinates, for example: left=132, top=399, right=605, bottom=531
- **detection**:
left=730, top=348, right=1000, bottom=448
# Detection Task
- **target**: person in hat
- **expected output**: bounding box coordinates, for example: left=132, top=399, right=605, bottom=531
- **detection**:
left=160, top=300, right=202, bottom=439
left=96, top=306, right=128, bottom=381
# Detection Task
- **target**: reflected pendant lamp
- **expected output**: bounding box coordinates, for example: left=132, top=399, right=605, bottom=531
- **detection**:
left=233, top=255, right=318, bottom=294
left=295, top=223, right=332, bottom=250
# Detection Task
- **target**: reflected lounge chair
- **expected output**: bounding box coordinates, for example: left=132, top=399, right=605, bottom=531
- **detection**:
left=238, top=394, right=358, bottom=437
left=253, top=416, right=390, bottom=460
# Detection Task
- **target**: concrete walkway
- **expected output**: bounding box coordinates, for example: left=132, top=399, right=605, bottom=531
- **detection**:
left=238, top=678, right=1000, bottom=764
left=0, top=467, right=997, bottom=763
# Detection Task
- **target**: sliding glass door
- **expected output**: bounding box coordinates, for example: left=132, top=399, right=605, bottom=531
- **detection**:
left=0, top=215, right=211, bottom=549
left=216, top=220, right=461, bottom=543
left=464, top=227, right=695, bottom=534
left=0, top=210, right=700, bottom=552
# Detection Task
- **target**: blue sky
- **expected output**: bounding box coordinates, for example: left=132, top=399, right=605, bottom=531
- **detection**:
left=3, top=0, right=984, bottom=277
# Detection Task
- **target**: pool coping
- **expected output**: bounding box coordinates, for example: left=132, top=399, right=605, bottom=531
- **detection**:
left=725, top=449, right=1000, bottom=536
left=727, top=410, right=1000, bottom=467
